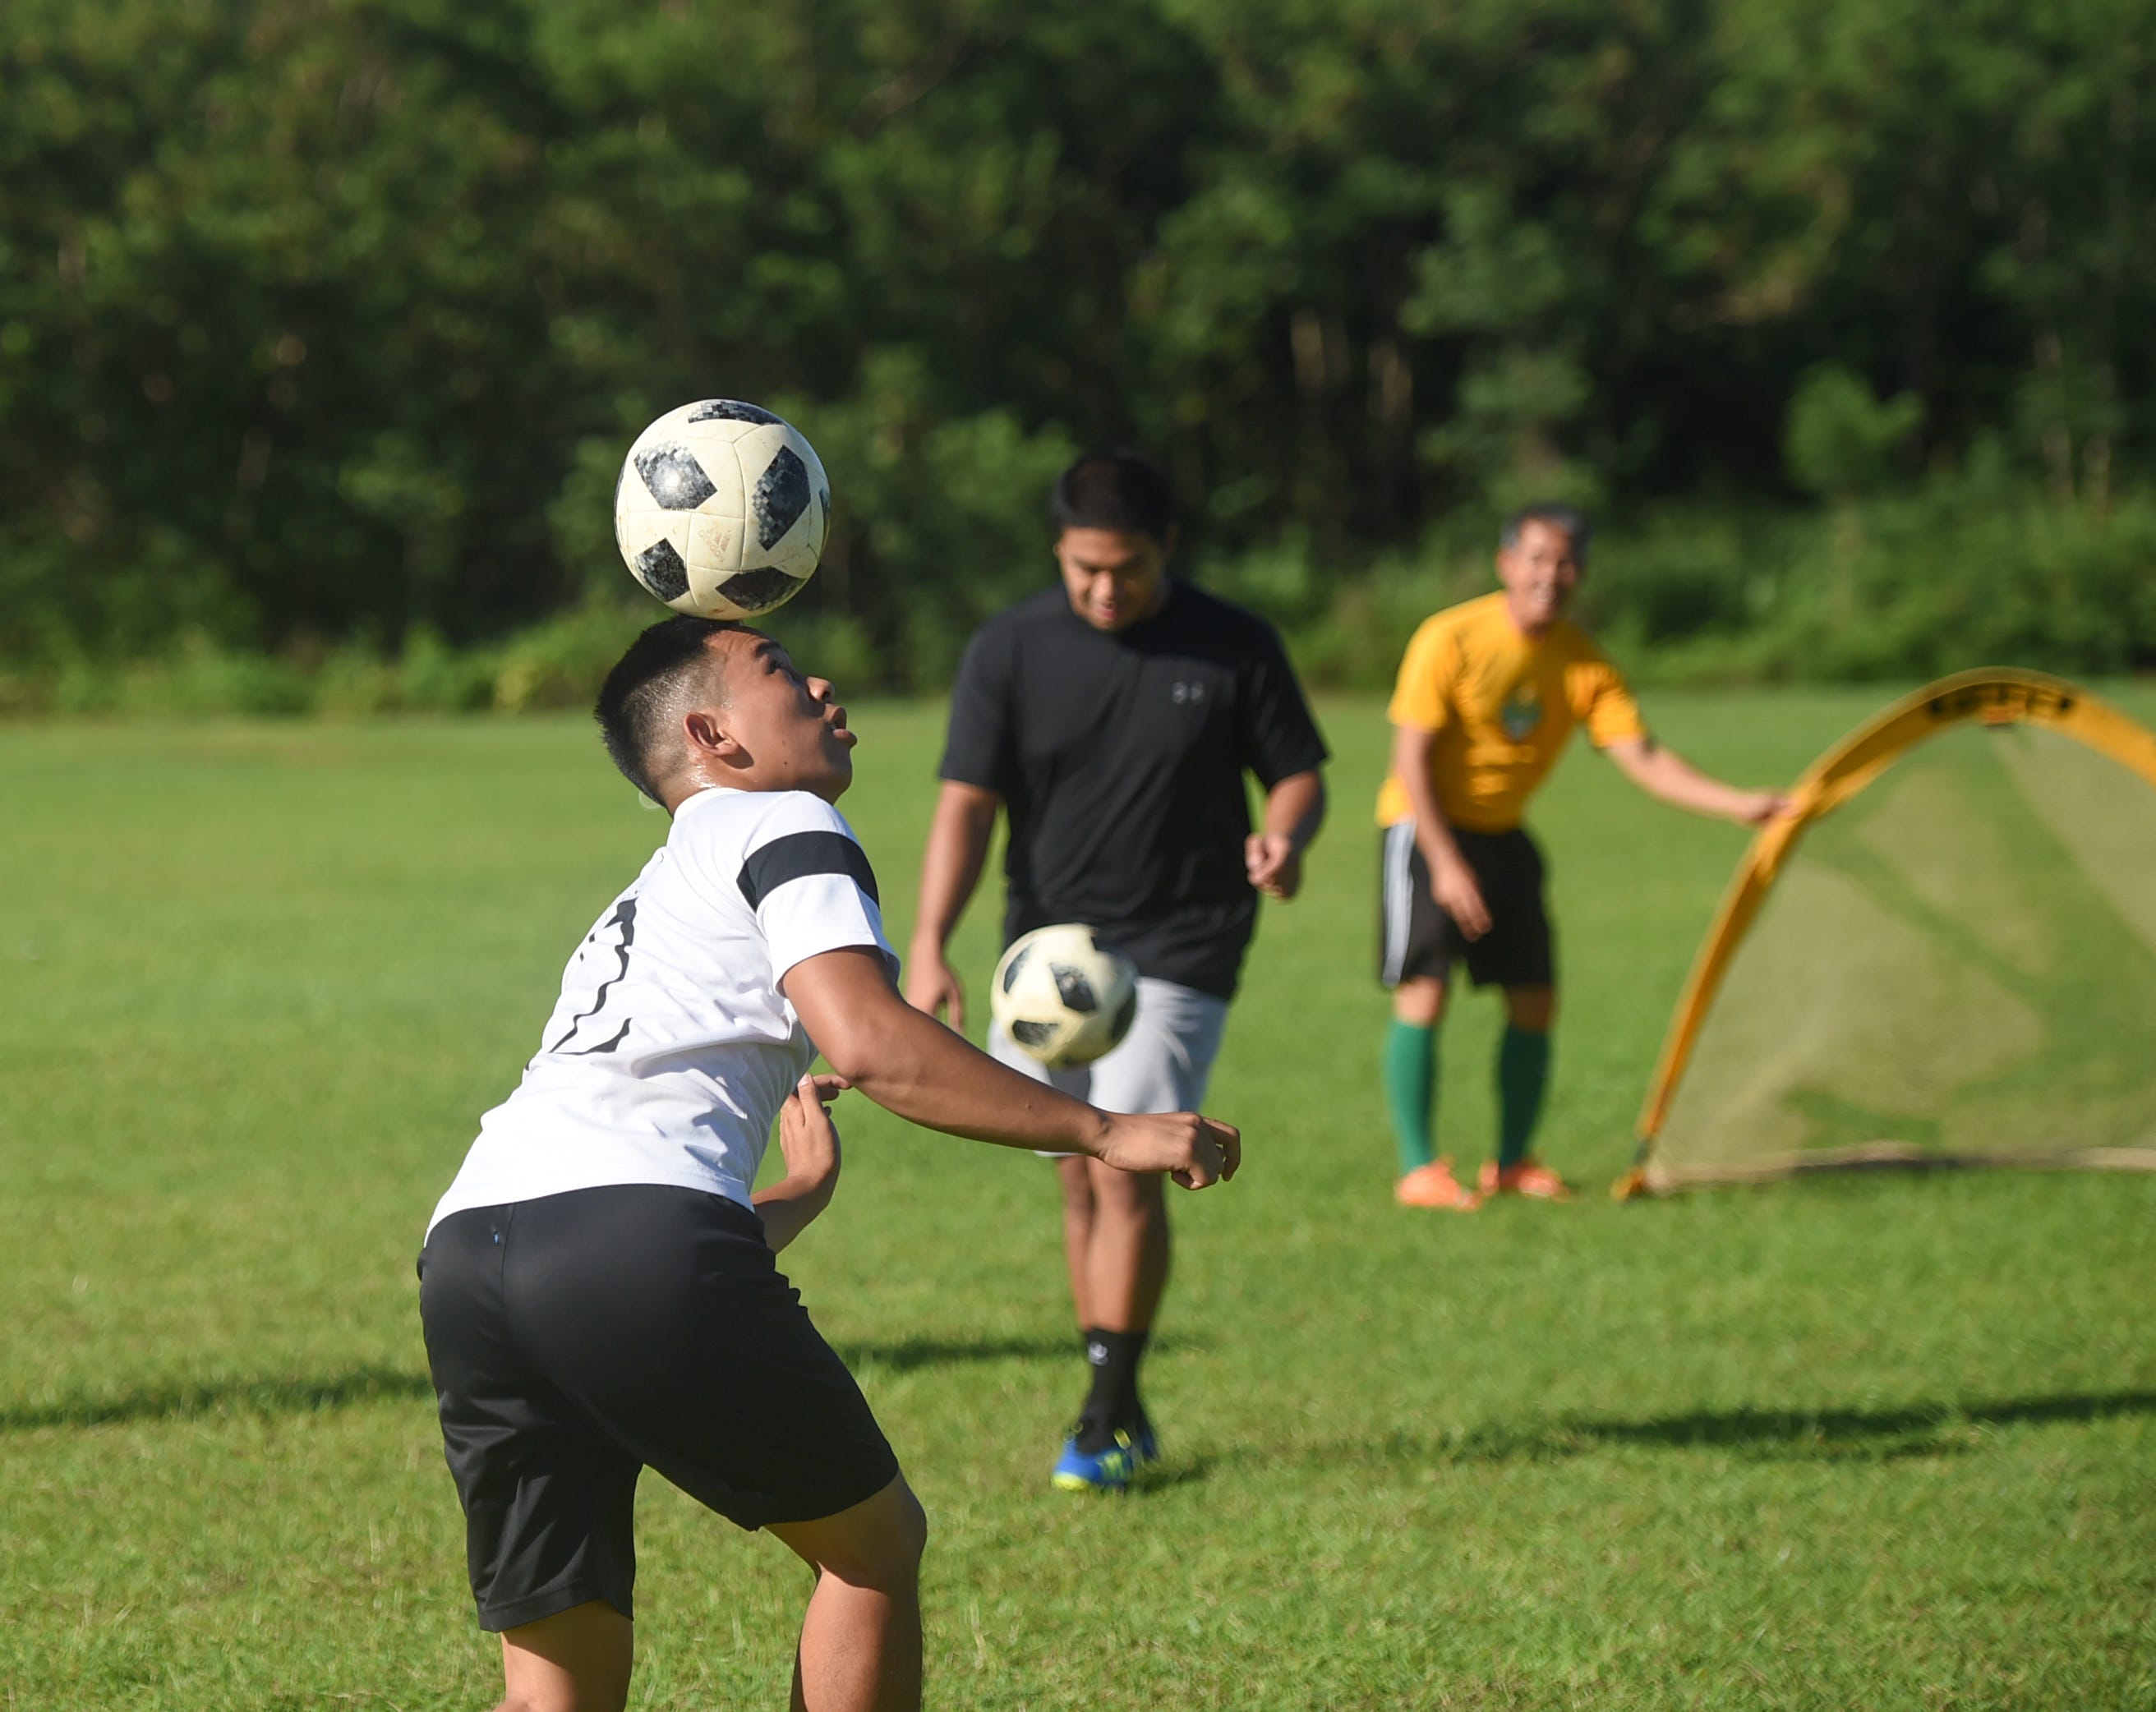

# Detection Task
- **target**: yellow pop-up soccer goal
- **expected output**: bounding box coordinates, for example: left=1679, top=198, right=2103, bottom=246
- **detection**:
left=1616, top=670, right=2156, bottom=1198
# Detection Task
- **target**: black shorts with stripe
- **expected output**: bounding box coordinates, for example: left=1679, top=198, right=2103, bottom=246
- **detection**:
left=417, top=1185, right=898, bottom=1632
left=1376, top=821, right=1555, bottom=990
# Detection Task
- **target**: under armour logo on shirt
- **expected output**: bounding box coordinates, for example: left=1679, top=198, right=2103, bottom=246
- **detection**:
left=1171, top=682, right=1205, bottom=705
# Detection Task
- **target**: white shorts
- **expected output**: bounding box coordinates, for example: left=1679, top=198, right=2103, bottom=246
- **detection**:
left=988, top=977, right=1229, bottom=1156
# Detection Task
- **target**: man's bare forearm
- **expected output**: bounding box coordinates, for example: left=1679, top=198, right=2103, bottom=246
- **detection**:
left=1392, top=725, right=1467, bottom=869
left=785, top=948, right=1110, bottom=1154
left=752, top=1178, right=833, bottom=1252
left=848, top=1010, right=1110, bottom=1153
left=1264, top=769, right=1327, bottom=852
left=910, top=781, right=1000, bottom=954
left=1607, top=738, right=1781, bottom=821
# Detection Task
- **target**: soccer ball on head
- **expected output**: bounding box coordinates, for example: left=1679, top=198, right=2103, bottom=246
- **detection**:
left=990, top=924, right=1140, bottom=1070
left=613, top=400, right=831, bottom=620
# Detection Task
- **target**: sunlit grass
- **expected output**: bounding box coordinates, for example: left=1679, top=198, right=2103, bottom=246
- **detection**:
left=3, top=689, right=2152, bottom=1709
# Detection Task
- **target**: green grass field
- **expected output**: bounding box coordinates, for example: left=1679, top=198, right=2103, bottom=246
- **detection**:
left=4, top=690, right=2153, bottom=1710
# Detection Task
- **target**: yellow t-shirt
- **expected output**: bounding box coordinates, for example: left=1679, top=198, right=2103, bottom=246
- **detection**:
left=1376, top=591, right=1646, bottom=832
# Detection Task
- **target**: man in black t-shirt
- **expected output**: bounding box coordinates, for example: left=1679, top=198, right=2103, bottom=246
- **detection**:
left=907, top=451, right=1328, bottom=1492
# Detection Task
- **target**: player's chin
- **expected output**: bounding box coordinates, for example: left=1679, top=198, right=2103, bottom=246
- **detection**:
left=813, top=747, right=856, bottom=795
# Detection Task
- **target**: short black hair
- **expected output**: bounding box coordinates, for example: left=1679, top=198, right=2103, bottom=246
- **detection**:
left=1049, top=449, right=1177, bottom=545
left=594, top=614, right=750, bottom=803
left=1501, top=503, right=1592, bottom=562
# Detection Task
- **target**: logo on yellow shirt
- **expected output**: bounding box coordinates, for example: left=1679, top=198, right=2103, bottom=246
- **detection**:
left=1500, top=688, right=1543, bottom=741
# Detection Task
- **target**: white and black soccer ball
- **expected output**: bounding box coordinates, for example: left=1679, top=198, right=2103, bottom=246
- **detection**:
left=613, top=400, right=832, bottom=620
left=989, top=924, right=1140, bottom=1070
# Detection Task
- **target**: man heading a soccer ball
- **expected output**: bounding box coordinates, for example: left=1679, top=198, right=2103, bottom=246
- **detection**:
left=419, top=618, right=1239, bottom=1712
left=907, top=450, right=1329, bottom=1492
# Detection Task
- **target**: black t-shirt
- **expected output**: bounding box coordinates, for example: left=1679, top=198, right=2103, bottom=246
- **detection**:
left=939, top=580, right=1329, bottom=999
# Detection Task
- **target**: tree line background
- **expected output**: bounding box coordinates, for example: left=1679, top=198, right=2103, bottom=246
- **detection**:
left=3, top=0, right=2153, bottom=712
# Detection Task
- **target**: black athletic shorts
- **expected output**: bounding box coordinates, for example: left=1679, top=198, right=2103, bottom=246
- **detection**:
left=417, top=1184, right=898, bottom=1631
left=1377, top=821, right=1555, bottom=990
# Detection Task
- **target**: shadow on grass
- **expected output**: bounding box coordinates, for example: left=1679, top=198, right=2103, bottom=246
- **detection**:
left=835, top=1334, right=1074, bottom=1373
left=27, top=1360, right=2128, bottom=1472
left=1563, top=1390, right=2156, bottom=1450
left=2, top=1332, right=1133, bottom=1434
left=836, top=1331, right=1211, bottom=1373
left=1304, top=1388, right=2156, bottom=1470
left=2, top=1364, right=432, bottom=1434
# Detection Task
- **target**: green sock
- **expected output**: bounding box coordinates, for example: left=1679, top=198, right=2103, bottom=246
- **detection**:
left=1384, top=1019, right=1439, bottom=1176
left=1497, top=1026, right=1551, bottom=1169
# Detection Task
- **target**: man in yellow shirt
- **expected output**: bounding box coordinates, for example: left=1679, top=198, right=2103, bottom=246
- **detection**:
left=1379, top=505, right=1787, bottom=1208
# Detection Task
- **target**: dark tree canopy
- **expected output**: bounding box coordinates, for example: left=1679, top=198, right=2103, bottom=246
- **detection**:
left=3, top=0, right=2152, bottom=687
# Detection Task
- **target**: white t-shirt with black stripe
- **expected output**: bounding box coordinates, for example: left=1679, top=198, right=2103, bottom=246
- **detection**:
left=428, top=785, right=896, bottom=1234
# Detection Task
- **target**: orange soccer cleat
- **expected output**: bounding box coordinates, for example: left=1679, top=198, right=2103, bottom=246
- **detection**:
left=1395, top=1159, right=1482, bottom=1211
left=1477, top=1157, right=1572, bottom=1200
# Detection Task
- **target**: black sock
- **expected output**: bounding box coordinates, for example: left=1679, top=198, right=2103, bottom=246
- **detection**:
left=1075, top=1328, right=1149, bottom=1452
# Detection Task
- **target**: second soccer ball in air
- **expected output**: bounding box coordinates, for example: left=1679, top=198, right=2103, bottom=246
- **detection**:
left=990, top=925, right=1140, bottom=1070
left=614, top=400, right=832, bottom=620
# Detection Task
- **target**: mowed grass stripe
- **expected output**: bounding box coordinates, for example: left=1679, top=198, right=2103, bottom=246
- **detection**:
left=3, top=689, right=2152, bottom=1710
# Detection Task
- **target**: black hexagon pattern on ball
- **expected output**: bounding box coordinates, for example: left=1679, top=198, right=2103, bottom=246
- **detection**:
left=752, top=445, right=812, bottom=550
left=1010, top=1019, right=1057, bottom=1047
left=633, top=539, right=691, bottom=601
left=717, top=567, right=804, bottom=612
left=634, top=444, right=718, bottom=511
left=1109, top=988, right=1137, bottom=1039
left=1049, top=964, right=1099, bottom=1013
left=688, top=400, right=781, bottom=426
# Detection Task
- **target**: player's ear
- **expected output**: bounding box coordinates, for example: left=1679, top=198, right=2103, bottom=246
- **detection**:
left=1158, top=522, right=1180, bottom=564
left=683, top=709, right=745, bottom=766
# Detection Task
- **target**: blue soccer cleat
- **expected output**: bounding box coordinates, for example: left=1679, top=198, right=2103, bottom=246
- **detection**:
left=1051, top=1429, right=1139, bottom=1493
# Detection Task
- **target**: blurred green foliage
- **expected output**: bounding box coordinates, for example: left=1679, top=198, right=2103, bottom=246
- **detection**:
left=2, top=0, right=2153, bottom=699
